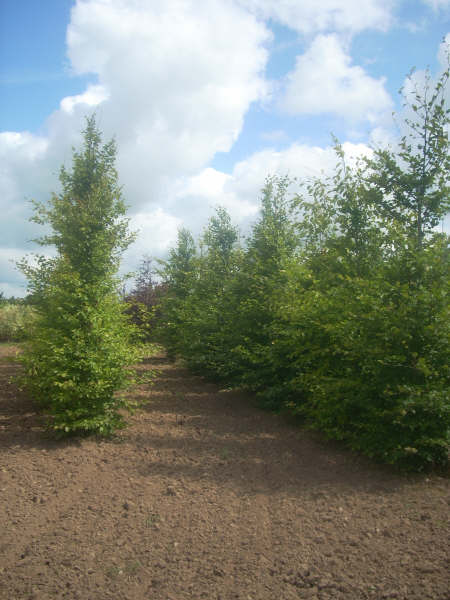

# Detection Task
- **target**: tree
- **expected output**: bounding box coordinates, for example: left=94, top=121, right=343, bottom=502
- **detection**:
left=202, top=206, right=239, bottom=274
left=125, top=255, right=168, bottom=340
left=227, top=175, right=299, bottom=393
left=19, top=116, right=141, bottom=436
left=184, top=207, right=240, bottom=376
left=161, top=228, right=197, bottom=299
left=134, top=255, right=155, bottom=306
left=366, top=60, right=449, bottom=248
left=274, top=65, right=450, bottom=468
left=157, top=227, right=197, bottom=359
left=156, top=60, right=449, bottom=470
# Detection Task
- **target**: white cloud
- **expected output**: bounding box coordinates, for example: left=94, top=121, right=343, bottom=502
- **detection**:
left=65, top=0, right=271, bottom=207
left=0, top=131, right=48, bottom=159
left=122, top=207, right=182, bottom=276
left=0, top=131, right=52, bottom=247
left=227, top=140, right=371, bottom=194
left=170, top=167, right=258, bottom=232
left=237, top=0, right=394, bottom=34
left=400, top=33, right=449, bottom=118
left=60, top=84, right=109, bottom=114
left=392, top=34, right=450, bottom=158
left=0, top=249, right=28, bottom=298
left=369, top=126, right=397, bottom=150
left=282, top=34, right=393, bottom=123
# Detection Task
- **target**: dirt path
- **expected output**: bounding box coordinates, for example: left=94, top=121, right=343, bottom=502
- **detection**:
left=0, top=345, right=449, bottom=600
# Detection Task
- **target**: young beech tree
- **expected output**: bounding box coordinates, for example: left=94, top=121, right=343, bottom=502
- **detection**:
left=183, top=207, right=240, bottom=376
left=157, top=227, right=197, bottom=359
left=19, top=116, right=141, bottom=436
left=228, top=176, right=299, bottom=392
left=366, top=61, right=449, bottom=248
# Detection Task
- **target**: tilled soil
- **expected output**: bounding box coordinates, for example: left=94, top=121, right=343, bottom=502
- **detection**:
left=0, top=344, right=449, bottom=600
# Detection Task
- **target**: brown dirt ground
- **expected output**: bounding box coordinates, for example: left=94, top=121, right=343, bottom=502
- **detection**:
left=0, top=343, right=449, bottom=600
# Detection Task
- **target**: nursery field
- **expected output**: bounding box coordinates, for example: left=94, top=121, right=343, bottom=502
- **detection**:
left=0, top=343, right=449, bottom=600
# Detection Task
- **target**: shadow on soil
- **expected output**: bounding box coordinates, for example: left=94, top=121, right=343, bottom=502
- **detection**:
left=0, top=348, right=423, bottom=495
left=126, top=356, right=419, bottom=497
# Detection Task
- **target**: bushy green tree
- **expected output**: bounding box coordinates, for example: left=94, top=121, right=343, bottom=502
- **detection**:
left=185, top=207, right=241, bottom=376
left=157, top=227, right=197, bottom=359
left=19, top=116, right=141, bottom=436
left=273, top=64, right=450, bottom=469
left=228, top=175, right=299, bottom=394
left=158, top=208, right=241, bottom=374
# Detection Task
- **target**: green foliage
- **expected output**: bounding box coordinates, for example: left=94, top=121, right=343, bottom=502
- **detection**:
left=181, top=207, right=240, bottom=376
left=0, top=303, right=36, bottom=341
left=18, top=116, right=142, bottom=436
left=277, top=240, right=449, bottom=469
left=156, top=62, right=449, bottom=471
left=156, top=227, right=197, bottom=360
left=225, top=175, right=299, bottom=390
left=366, top=64, right=449, bottom=248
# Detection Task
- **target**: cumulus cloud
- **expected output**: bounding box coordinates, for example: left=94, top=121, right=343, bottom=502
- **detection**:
left=237, top=0, right=394, bottom=34
left=282, top=34, right=393, bottom=123
left=387, top=33, right=450, bottom=162
left=0, top=0, right=271, bottom=293
left=0, top=249, right=27, bottom=298
left=60, top=84, right=109, bottom=115
left=65, top=0, right=271, bottom=207
left=399, top=34, right=449, bottom=119
left=122, top=207, right=182, bottom=275
left=0, top=131, right=52, bottom=243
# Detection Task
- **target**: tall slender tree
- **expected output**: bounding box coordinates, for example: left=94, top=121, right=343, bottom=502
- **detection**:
left=157, top=227, right=197, bottom=359
left=19, top=116, right=140, bottom=436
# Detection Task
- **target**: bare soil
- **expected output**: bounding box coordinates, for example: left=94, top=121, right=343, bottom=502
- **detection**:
left=0, top=344, right=449, bottom=600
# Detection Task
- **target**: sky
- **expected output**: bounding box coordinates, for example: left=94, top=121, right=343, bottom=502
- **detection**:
left=0, top=0, right=449, bottom=297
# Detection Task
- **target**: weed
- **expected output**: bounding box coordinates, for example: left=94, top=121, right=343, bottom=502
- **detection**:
left=145, top=512, right=160, bottom=527
left=106, top=560, right=142, bottom=579
left=105, top=565, right=121, bottom=579
left=124, top=560, right=141, bottom=576
left=219, top=448, right=231, bottom=460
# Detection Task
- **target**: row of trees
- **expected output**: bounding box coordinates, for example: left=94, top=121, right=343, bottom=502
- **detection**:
left=156, top=66, right=449, bottom=470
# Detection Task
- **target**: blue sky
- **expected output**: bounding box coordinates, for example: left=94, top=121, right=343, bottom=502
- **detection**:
left=0, top=0, right=449, bottom=296
left=0, top=1, right=90, bottom=130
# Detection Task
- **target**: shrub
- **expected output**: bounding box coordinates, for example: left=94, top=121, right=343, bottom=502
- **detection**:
left=0, top=304, right=36, bottom=342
